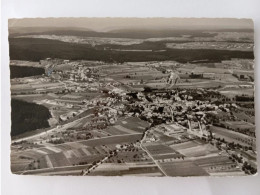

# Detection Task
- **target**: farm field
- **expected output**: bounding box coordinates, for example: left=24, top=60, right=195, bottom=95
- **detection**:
left=160, top=161, right=209, bottom=176
left=19, top=164, right=92, bottom=175
left=11, top=132, right=144, bottom=173
left=78, top=133, right=143, bottom=147
left=170, top=141, right=201, bottom=150
left=166, top=42, right=253, bottom=51
left=89, top=163, right=163, bottom=176
left=233, top=112, right=255, bottom=124
left=193, top=155, right=241, bottom=175
left=177, top=144, right=219, bottom=157
left=210, top=126, right=256, bottom=148
left=145, top=143, right=176, bottom=155
left=221, top=121, right=255, bottom=130
left=219, top=88, right=254, bottom=97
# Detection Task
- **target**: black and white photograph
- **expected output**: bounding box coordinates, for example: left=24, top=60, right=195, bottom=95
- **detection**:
left=8, top=17, right=257, bottom=177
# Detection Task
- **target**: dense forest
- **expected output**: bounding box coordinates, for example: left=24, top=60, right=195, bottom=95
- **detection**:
left=10, top=65, right=45, bottom=78
left=9, top=38, right=254, bottom=63
left=11, top=99, right=51, bottom=136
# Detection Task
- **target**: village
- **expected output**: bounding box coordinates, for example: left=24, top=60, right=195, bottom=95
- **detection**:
left=10, top=57, right=256, bottom=176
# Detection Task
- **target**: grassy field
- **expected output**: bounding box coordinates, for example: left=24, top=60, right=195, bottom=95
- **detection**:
left=79, top=133, right=143, bottom=147
left=16, top=164, right=92, bottom=175
left=160, top=161, right=209, bottom=176
left=170, top=141, right=200, bottom=150
left=12, top=144, right=107, bottom=172
left=210, top=126, right=256, bottom=148
left=89, top=163, right=162, bottom=176
left=106, top=126, right=128, bottom=135
left=222, top=121, right=255, bottom=129
left=233, top=112, right=255, bottom=124
left=11, top=131, right=145, bottom=172
left=153, top=153, right=183, bottom=160
left=115, top=117, right=149, bottom=132
left=177, top=144, right=219, bottom=157
left=193, top=155, right=239, bottom=175
left=219, top=88, right=254, bottom=97
left=145, top=143, right=176, bottom=155
left=194, top=156, right=233, bottom=166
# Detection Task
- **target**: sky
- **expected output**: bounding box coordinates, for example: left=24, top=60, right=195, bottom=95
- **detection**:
left=9, top=18, right=254, bottom=32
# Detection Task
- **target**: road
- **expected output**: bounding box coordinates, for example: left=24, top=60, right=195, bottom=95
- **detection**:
left=139, top=129, right=169, bottom=176
left=82, top=156, right=109, bottom=176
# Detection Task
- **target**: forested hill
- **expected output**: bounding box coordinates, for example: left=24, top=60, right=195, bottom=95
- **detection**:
left=11, top=99, right=51, bottom=136
left=10, top=65, right=45, bottom=79
left=9, top=38, right=254, bottom=63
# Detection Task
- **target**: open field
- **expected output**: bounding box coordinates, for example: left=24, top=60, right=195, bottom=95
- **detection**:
left=233, top=112, right=255, bottom=124
left=170, top=141, right=201, bottom=150
left=89, top=163, right=163, bottom=176
left=219, top=88, right=254, bottom=97
left=145, top=143, right=176, bottom=155
left=166, top=42, right=253, bottom=51
left=16, top=164, right=92, bottom=175
left=210, top=126, right=256, bottom=148
left=160, top=161, right=209, bottom=176
left=222, top=121, right=255, bottom=130
left=79, top=134, right=143, bottom=147
left=177, top=144, right=219, bottom=157
left=12, top=133, right=144, bottom=173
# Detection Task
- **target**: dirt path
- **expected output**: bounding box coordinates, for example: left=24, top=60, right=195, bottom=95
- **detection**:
left=139, top=130, right=168, bottom=176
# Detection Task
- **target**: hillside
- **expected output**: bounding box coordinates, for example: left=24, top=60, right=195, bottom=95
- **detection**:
left=10, top=65, right=45, bottom=78
left=11, top=99, right=51, bottom=136
left=9, top=38, right=254, bottom=63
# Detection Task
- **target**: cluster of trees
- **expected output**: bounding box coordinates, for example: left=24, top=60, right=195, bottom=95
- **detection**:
left=189, top=72, right=203, bottom=79
left=27, top=159, right=41, bottom=170
left=235, top=95, right=254, bottom=102
left=10, top=65, right=45, bottom=78
left=242, top=161, right=257, bottom=175
left=226, top=141, right=252, bottom=151
left=11, top=99, right=51, bottom=136
left=48, top=138, right=65, bottom=144
left=11, top=91, right=49, bottom=96
left=76, top=132, right=93, bottom=140
left=230, top=153, right=243, bottom=163
left=74, top=161, right=89, bottom=166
